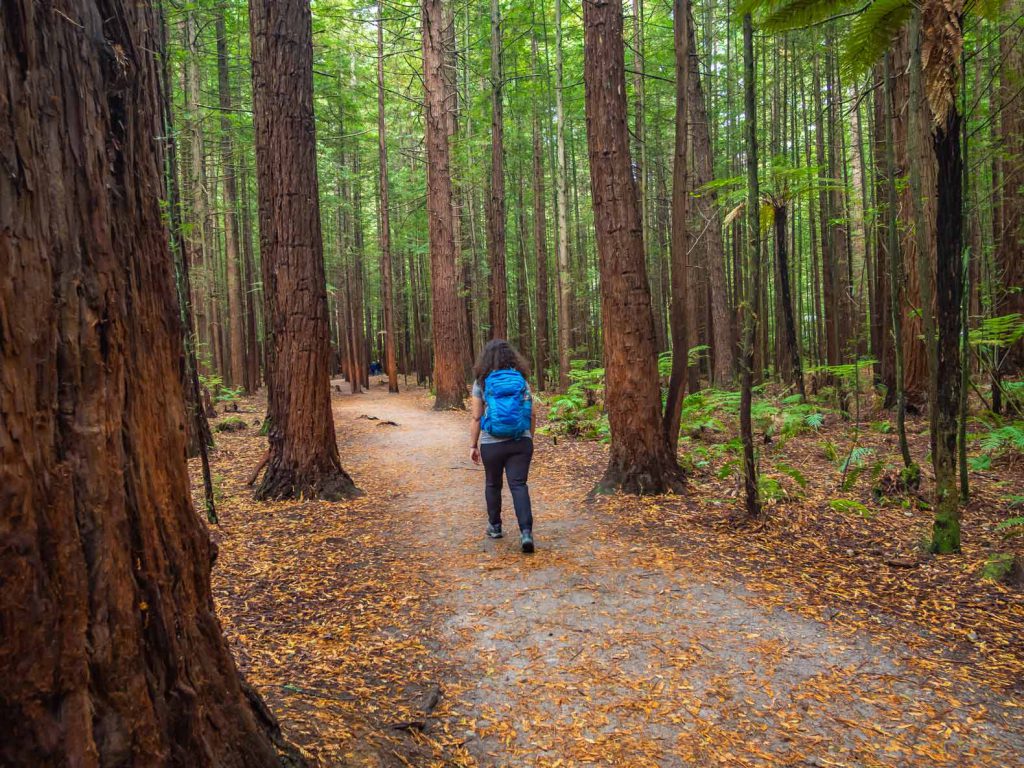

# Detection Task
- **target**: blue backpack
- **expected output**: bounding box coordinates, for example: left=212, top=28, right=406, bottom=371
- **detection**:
left=481, top=369, right=532, bottom=438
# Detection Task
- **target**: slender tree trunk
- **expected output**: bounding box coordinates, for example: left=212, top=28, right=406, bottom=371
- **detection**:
left=249, top=0, right=358, bottom=500
left=931, top=106, right=964, bottom=552
left=665, top=0, right=692, bottom=445
left=0, top=1, right=298, bottom=762
left=997, top=0, right=1024, bottom=374
left=582, top=0, right=684, bottom=494
left=240, top=149, right=262, bottom=391
left=377, top=7, right=399, bottom=393
left=184, top=11, right=212, bottom=372
left=423, top=0, right=468, bottom=408
left=739, top=12, right=762, bottom=519
left=687, top=0, right=734, bottom=386
left=554, top=0, right=573, bottom=388
left=487, top=0, right=508, bottom=339
left=217, top=10, right=246, bottom=391
left=775, top=204, right=804, bottom=397
left=532, top=31, right=550, bottom=391
left=884, top=52, right=915, bottom=470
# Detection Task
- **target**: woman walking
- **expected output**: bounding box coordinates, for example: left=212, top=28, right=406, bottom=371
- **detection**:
left=469, top=340, right=537, bottom=553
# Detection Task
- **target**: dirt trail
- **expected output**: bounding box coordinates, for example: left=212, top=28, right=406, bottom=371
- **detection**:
left=211, top=384, right=1024, bottom=766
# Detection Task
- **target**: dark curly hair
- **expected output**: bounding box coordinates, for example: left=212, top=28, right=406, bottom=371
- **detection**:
left=473, top=339, right=530, bottom=387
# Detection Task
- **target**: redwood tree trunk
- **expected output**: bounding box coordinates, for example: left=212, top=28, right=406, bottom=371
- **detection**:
left=0, top=2, right=295, bottom=763
left=422, top=0, right=468, bottom=409
left=774, top=204, right=805, bottom=397
left=217, top=9, right=247, bottom=391
left=582, top=0, right=684, bottom=494
left=686, top=0, right=734, bottom=387
left=531, top=31, right=550, bottom=391
left=249, top=0, right=358, bottom=500
left=377, top=6, right=399, bottom=393
left=487, top=0, right=509, bottom=339
left=997, top=1, right=1024, bottom=375
left=664, top=0, right=692, bottom=445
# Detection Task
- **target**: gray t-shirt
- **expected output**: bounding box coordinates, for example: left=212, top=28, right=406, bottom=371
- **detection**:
left=472, top=377, right=532, bottom=444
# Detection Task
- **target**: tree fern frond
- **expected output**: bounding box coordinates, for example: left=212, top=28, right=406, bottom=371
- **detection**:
left=842, top=0, right=912, bottom=79
left=758, top=0, right=857, bottom=31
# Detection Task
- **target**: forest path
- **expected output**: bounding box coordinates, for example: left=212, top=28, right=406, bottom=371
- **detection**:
left=209, top=383, right=1023, bottom=767
left=322, top=383, right=1023, bottom=767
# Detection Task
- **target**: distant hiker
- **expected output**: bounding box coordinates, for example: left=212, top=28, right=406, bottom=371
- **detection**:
left=470, top=339, right=536, bottom=553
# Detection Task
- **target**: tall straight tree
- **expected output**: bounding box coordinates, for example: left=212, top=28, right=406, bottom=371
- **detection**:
left=249, top=0, right=358, bottom=500
left=997, top=0, right=1024, bottom=375
left=487, top=0, right=509, bottom=339
left=739, top=10, right=762, bottom=519
left=685, top=0, right=734, bottom=386
left=582, top=0, right=685, bottom=494
left=554, top=0, right=573, bottom=388
left=664, top=0, right=693, bottom=443
left=0, top=1, right=294, bottom=762
left=217, top=8, right=246, bottom=391
left=921, top=0, right=965, bottom=552
left=423, top=0, right=469, bottom=408
left=377, top=1, right=399, bottom=393
left=531, top=30, right=550, bottom=391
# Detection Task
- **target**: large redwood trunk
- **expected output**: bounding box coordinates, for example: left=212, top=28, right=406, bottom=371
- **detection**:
left=582, top=0, right=684, bottom=494
left=249, top=0, right=358, bottom=500
left=891, top=30, right=935, bottom=408
left=0, top=2, right=294, bottom=763
left=422, top=0, right=468, bottom=409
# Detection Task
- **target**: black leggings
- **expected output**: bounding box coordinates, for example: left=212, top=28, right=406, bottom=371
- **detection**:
left=480, top=438, right=534, bottom=533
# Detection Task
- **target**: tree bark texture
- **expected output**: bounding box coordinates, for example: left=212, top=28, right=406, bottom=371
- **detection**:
left=217, top=10, right=246, bottom=392
left=377, top=7, right=399, bottom=393
left=422, top=0, right=468, bottom=409
left=0, top=2, right=296, bottom=763
left=686, top=0, right=734, bottom=386
left=487, top=0, right=508, bottom=340
left=665, top=0, right=692, bottom=445
left=740, top=12, right=762, bottom=519
left=249, top=0, right=358, bottom=500
left=930, top=110, right=964, bottom=552
left=997, top=3, right=1024, bottom=374
left=532, top=31, right=550, bottom=392
left=554, top=0, right=573, bottom=389
left=582, top=0, right=684, bottom=494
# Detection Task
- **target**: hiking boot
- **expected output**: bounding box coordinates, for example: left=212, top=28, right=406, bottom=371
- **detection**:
left=486, top=524, right=503, bottom=539
left=520, top=530, right=535, bottom=553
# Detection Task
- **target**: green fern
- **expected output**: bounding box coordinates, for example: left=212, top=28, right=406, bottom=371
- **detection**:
left=979, top=424, right=1024, bottom=454
left=970, top=313, right=1024, bottom=349
left=829, top=498, right=875, bottom=519
left=755, top=0, right=855, bottom=32
left=842, top=0, right=913, bottom=79
left=775, top=461, right=808, bottom=488
left=995, top=516, right=1024, bottom=532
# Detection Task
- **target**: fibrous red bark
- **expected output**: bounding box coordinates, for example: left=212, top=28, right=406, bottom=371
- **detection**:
left=249, top=0, right=358, bottom=500
left=422, top=0, right=469, bottom=409
left=0, top=2, right=297, bottom=763
left=582, top=0, right=684, bottom=494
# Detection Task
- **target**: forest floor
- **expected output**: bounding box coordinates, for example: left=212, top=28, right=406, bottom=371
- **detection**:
left=193, top=381, right=1024, bottom=767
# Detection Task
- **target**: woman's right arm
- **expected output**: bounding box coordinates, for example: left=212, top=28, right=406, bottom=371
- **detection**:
left=470, top=395, right=484, bottom=464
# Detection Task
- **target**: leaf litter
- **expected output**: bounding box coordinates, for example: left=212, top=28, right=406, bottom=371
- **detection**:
left=192, top=385, right=1023, bottom=766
